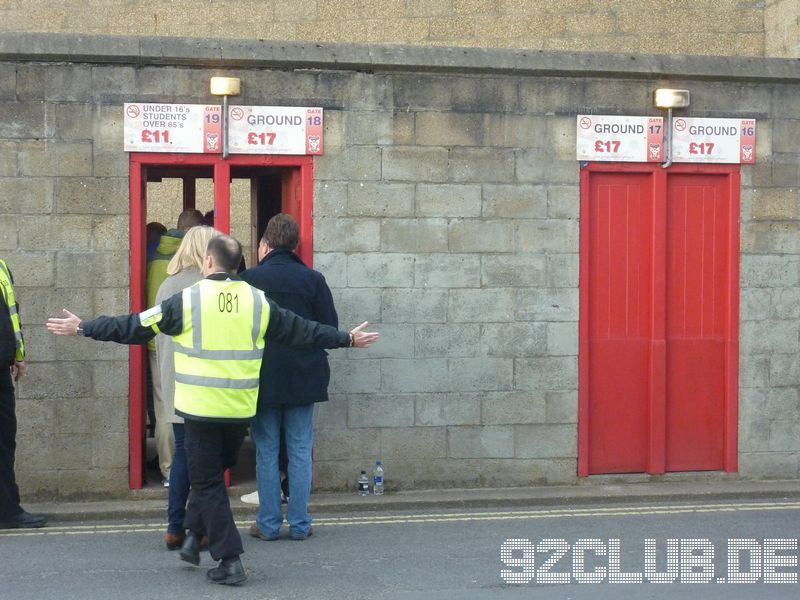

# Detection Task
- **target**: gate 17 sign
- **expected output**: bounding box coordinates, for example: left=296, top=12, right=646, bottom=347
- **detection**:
left=577, top=115, right=664, bottom=163
left=671, top=118, right=756, bottom=164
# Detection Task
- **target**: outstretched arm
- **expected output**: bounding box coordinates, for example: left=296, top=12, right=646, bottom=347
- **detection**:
left=265, top=300, right=378, bottom=349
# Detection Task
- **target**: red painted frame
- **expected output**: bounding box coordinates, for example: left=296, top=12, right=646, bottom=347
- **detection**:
left=578, top=162, right=740, bottom=477
left=128, top=152, right=314, bottom=489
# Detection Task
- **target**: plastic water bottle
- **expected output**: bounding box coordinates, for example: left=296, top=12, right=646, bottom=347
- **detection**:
left=373, top=460, right=384, bottom=496
left=357, top=470, right=370, bottom=496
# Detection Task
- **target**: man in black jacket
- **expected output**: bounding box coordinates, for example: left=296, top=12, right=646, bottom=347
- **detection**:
left=242, top=214, right=338, bottom=542
left=47, top=236, right=378, bottom=585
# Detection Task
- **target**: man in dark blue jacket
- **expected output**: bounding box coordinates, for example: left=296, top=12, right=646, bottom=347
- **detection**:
left=242, top=214, right=338, bottom=541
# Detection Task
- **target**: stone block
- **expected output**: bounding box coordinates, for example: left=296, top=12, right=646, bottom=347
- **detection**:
left=515, top=424, right=577, bottom=459
left=16, top=287, right=92, bottom=327
left=55, top=177, right=129, bottom=215
left=348, top=394, right=415, bottom=427
left=416, top=183, right=482, bottom=217
left=16, top=64, right=92, bottom=102
left=751, top=188, right=799, bottom=220
left=314, top=399, right=348, bottom=430
left=0, top=102, right=55, bottom=139
left=18, top=141, right=93, bottom=177
left=516, top=150, right=578, bottom=184
left=519, top=77, right=585, bottom=115
left=448, top=357, right=513, bottom=391
left=448, top=219, right=514, bottom=253
left=2, top=251, right=54, bottom=288
left=481, top=255, right=547, bottom=288
left=381, top=218, right=448, bottom=253
left=92, top=215, right=130, bottom=251
left=348, top=182, right=415, bottom=217
left=392, top=111, right=415, bottom=145
left=56, top=252, right=128, bottom=288
left=331, top=288, right=382, bottom=326
left=547, top=186, right=579, bottom=219
left=381, top=288, right=448, bottom=323
left=346, top=323, right=414, bottom=359
left=314, top=427, right=381, bottom=461
left=740, top=354, right=769, bottom=389
left=742, top=320, right=800, bottom=354
left=91, top=66, right=137, bottom=103
left=15, top=398, right=57, bottom=438
left=772, top=288, right=800, bottom=320
left=740, top=288, right=771, bottom=321
left=55, top=333, right=126, bottom=362
left=313, top=217, right=380, bottom=252
left=516, top=219, right=579, bottom=253
left=20, top=324, right=56, bottom=363
left=381, top=427, right=447, bottom=459
left=94, top=287, right=131, bottom=318
left=515, top=357, right=578, bottom=391
left=546, top=391, right=578, bottom=423
left=547, top=254, right=579, bottom=288
left=415, top=394, right=481, bottom=426
left=415, top=254, right=481, bottom=288
left=448, top=147, right=515, bottom=183
left=382, top=146, right=448, bottom=182
left=415, top=324, right=481, bottom=357
left=393, top=74, right=518, bottom=113
left=482, top=322, right=547, bottom=358
left=415, top=112, right=485, bottom=147
left=314, top=181, right=348, bottom=217
left=314, top=145, right=381, bottom=181
left=313, top=252, right=347, bottom=288
left=56, top=468, right=129, bottom=499
left=328, top=358, right=382, bottom=394
left=483, top=114, right=549, bottom=149
left=17, top=361, right=91, bottom=400
left=17, top=215, right=92, bottom=252
left=546, top=115, right=578, bottom=161
left=343, top=110, right=394, bottom=145
left=381, top=358, right=449, bottom=393
left=769, top=420, right=800, bottom=452
left=448, top=425, right=514, bottom=458
left=0, top=178, right=54, bottom=215
left=0, top=64, right=14, bottom=100
left=769, top=354, right=800, bottom=387
left=0, top=215, right=17, bottom=250
left=481, top=391, right=546, bottom=425
left=739, top=452, right=799, bottom=479
left=91, top=433, right=129, bottom=469
left=348, top=253, right=415, bottom=287
left=0, top=141, right=16, bottom=176
left=772, top=120, right=800, bottom=154
left=54, top=103, right=93, bottom=141
left=92, top=149, right=128, bottom=177
left=741, top=222, right=800, bottom=255
left=449, top=288, right=515, bottom=322
left=517, top=288, right=578, bottom=321
left=547, top=322, right=578, bottom=356
left=482, top=184, right=547, bottom=219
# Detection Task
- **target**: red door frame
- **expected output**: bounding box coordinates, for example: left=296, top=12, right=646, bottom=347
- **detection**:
left=578, top=162, right=740, bottom=477
left=128, top=152, right=314, bottom=489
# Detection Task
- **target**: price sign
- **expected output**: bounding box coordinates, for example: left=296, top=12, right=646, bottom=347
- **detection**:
left=228, top=106, right=323, bottom=155
left=577, top=115, right=664, bottom=162
left=124, top=103, right=222, bottom=153
left=672, top=118, right=756, bottom=164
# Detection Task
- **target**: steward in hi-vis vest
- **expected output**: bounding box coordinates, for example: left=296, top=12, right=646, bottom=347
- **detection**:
left=0, top=259, right=25, bottom=364
left=47, top=234, right=379, bottom=587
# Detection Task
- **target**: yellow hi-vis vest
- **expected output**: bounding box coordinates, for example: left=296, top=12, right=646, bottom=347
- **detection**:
left=173, top=278, right=270, bottom=420
left=0, top=259, right=24, bottom=362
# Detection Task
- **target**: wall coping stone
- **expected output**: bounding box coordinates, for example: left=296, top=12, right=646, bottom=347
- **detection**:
left=0, top=32, right=798, bottom=84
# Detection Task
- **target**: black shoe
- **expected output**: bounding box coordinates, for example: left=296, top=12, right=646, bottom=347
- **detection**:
left=0, top=511, right=47, bottom=529
left=179, top=532, right=201, bottom=566
left=207, top=556, right=246, bottom=585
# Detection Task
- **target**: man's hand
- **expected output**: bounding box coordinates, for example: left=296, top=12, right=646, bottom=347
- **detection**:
left=350, top=321, right=379, bottom=348
left=11, top=361, right=26, bottom=382
left=46, top=309, right=82, bottom=336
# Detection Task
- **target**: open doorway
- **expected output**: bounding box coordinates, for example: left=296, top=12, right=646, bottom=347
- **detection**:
left=128, top=153, right=314, bottom=489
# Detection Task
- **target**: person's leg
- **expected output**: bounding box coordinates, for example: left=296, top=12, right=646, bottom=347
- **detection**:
left=0, top=368, right=21, bottom=520
left=250, top=406, right=283, bottom=537
left=167, top=423, right=189, bottom=535
left=283, top=403, right=315, bottom=538
left=149, top=351, right=174, bottom=480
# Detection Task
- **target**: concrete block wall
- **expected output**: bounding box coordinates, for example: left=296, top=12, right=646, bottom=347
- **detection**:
left=0, top=36, right=798, bottom=495
left=765, top=0, right=800, bottom=58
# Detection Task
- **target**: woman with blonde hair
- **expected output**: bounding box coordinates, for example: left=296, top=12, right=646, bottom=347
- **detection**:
left=156, top=225, right=222, bottom=550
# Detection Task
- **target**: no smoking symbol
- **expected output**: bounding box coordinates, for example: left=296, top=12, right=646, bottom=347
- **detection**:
left=126, top=105, right=140, bottom=118
left=231, top=107, right=244, bottom=120
left=579, top=117, right=592, bottom=129
left=674, top=119, right=687, bottom=132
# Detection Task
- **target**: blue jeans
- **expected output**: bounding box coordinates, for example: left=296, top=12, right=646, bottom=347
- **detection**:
left=167, top=423, right=189, bottom=534
left=251, top=404, right=314, bottom=537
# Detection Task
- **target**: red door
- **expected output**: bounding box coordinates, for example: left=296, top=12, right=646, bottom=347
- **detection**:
left=579, top=163, right=739, bottom=476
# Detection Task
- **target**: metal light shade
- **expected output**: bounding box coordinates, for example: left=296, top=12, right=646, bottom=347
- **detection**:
left=210, top=76, right=241, bottom=96
left=654, top=89, right=690, bottom=109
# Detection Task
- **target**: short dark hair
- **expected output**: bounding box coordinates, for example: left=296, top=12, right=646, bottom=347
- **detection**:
left=262, top=213, right=299, bottom=250
left=206, top=235, right=242, bottom=274
left=177, top=209, right=204, bottom=231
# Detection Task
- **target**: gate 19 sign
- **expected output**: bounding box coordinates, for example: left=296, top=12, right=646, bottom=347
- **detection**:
left=124, top=103, right=324, bottom=155
left=671, top=118, right=756, bottom=164
left=577, top=115, right=664, bottom=163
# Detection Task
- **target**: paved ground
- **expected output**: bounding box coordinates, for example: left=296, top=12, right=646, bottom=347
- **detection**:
left=3, top=496, right=800, bottom=599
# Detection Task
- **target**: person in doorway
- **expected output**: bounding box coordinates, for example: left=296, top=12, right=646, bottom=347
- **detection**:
left=0, top=258, right=46, bottom=529
left=241, top=214, right=338, bottom=542
left=47, top=235, right=379, bottom=586
left=155, top=225, right=222, bottom=551
left=147, top=209, right=204, bottom=485
left=146, top=221, right=167, bottom=261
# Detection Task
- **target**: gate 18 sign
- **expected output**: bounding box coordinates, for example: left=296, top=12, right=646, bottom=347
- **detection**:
left=124, top=103, right=324, bottom=155
left=671, top=118, right=756, bottom=164
left=577, top=115, right=664, bottom=163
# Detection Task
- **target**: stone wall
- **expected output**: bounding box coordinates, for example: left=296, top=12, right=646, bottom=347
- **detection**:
left=0, top=35, right=798, bottom=496
left=765, top=0, right=800, bottom=58
left=0, top=0, right=768, bottom=57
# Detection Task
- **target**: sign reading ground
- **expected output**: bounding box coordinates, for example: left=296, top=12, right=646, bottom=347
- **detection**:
left=672, top=117, right=756, bottom=164
left=123, top=103, right=324, bottom=155
left=577, top=115, right=664, bottom=163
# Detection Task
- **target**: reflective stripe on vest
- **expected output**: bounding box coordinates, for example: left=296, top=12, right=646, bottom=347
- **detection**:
left=172, top=279, right=269, bottom=420
left=0, top=259, right=24, bottom=362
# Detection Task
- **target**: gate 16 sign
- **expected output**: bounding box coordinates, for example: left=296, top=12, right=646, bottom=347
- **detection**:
left=671, top=118, right=756, bottom=164
left=577, top=115, right=664, bottom=163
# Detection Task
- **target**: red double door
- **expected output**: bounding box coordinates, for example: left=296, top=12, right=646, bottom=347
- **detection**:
left=579, top=163, right=740, bottom=475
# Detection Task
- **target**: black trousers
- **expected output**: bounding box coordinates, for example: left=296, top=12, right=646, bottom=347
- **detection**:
left=0, top=367, right=21, bottom=520
left=183, top=418, right=247, bottom=561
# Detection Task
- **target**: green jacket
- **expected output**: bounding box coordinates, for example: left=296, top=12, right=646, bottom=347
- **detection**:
left=146, top=230, right=183, bottom=350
